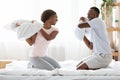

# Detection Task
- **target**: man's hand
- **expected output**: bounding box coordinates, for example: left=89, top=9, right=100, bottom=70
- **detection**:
left=16, top=23, right=20, bottom=27
left=32, top=20, right=35, bottom=23
left=80, top=17, right=86, bottom=22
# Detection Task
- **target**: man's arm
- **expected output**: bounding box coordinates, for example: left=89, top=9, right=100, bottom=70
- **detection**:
left=83, top=36, right=93, bottom=50
left=26, top=33, right=37, bottom=46
left=78, top=23, right=90, bottom=28
left=40, top=29, right=58, bottom=41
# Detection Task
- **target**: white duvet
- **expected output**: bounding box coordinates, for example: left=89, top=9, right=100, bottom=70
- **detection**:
left=0, top=69, right=55, bottom=76
left=0, top=60, right=120, bottom=76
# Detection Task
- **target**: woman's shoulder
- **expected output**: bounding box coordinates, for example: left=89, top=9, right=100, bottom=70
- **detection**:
left=51, top=27, right=58, bottom=31
left=43, top=27, right=58, bottom=31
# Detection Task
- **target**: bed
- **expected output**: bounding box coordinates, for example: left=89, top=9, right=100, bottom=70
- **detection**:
left=0, top=60, right=120, bottom=80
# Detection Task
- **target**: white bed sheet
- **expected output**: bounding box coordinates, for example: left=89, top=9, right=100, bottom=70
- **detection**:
left=0, top=60, right=120, bottom=80
left=1, top=76, right=120, bottom=80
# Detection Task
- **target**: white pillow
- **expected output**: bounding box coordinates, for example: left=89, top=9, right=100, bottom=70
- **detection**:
left=5, top=20, right=30, bottom=32
left=17, top=21, right=43, bottom=40
left=74, top=27, right=85, bottom=40
left=5, top=20, right=43, bottom=40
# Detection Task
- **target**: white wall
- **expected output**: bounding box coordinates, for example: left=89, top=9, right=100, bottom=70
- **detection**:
left=0, top=0, right=97, bottom=61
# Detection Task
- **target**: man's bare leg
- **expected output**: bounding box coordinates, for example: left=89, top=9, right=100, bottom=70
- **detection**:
left=76, top=63, right=100, bottom=70
left=76, top=63, right=89, bottom=70
left=76, top=61, right=83, bottom=67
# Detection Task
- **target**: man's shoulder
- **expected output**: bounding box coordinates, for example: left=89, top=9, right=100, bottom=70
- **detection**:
left=90, top=18, right=104, bottom=24
left=92, top=18, right=102, bottom=21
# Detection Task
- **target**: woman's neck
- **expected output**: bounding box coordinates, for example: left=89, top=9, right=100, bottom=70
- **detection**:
left=43, top=22, right=51, bottom=29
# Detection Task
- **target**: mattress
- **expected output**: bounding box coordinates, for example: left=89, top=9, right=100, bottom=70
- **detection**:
left=1, top=75, right=120, bottom=80
left=0, top=60, right=120, bottom=80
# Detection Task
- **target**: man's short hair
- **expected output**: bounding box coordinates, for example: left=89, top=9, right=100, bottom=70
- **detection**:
left=90, top=7, right=100, bottom=15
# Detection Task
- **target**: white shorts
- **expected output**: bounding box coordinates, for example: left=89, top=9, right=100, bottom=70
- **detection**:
left=81, top=53, right=112, bottom=69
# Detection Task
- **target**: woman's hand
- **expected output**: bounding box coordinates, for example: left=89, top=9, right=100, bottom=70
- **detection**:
left=26, top=33, right=37, bottom=46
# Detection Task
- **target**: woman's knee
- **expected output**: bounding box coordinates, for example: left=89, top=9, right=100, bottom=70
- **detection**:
left=30, top=57, right=55, bottom=70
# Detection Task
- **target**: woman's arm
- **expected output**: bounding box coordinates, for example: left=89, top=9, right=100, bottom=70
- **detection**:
left=40, top=29, right=58, bottom=41
left=26, top=33, right=37, bottom=46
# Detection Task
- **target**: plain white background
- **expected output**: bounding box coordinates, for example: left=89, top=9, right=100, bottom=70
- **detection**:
left=0, top=0, right=102, bottom=61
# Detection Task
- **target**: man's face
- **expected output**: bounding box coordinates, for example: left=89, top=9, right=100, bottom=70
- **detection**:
left=87, top=9, right=98, bottom=20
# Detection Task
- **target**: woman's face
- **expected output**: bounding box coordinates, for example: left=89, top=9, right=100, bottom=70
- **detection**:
left=49, top=14, right=58, bottom=25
